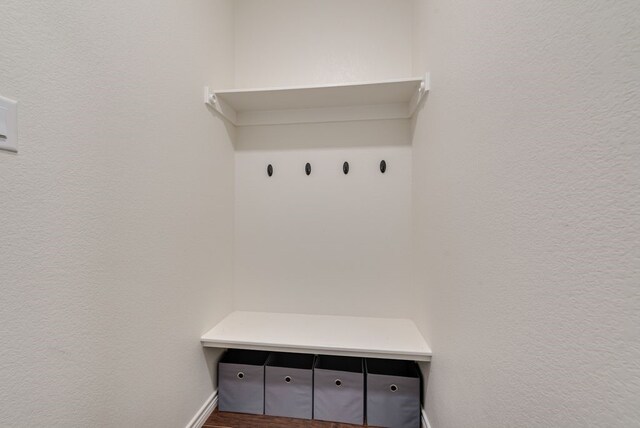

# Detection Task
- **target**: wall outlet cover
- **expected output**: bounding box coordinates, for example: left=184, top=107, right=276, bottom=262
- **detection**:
left=0, top=95, right=18, bottom=153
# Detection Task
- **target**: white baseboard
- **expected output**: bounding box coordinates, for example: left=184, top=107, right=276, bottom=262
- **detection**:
left=186, top=390, right=218, bottom=428
left=422, top=406, right=432, bottom=428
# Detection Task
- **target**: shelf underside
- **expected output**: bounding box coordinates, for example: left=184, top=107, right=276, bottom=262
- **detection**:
left=201, top=311, right=432, bottom=362
left=206, top=76, right=428, bottom=127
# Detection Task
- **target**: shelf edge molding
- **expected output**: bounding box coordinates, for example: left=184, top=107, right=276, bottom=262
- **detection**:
left=204, top=73, right=430, bottom=127
left=201, top=311, right=432, bottom=362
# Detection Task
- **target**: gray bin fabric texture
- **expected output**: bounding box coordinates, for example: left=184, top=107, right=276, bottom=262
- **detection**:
left=366, top=358, right=422, bottom=428
left=264, top=352, right=315, bottom=419
left=218, top=349, right=270, bottom=415
left=313, top=355, right=365, bottom=425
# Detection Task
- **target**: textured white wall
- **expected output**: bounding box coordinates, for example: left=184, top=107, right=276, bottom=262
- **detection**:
left=234, top=139, right=414, bottom=318
left=232, top=0, right=418, bottom=318
left=234, top=0, right=414, bottom=88
left=0, top=1, right=235, bottom=427
left=411, top=0, right=640, bottom=426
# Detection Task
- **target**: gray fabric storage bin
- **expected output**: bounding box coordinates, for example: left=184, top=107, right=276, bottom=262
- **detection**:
left=313, top=355, right=364, bottom=425
left=366, top=358, right=422, bottom=428
left=218, top=349, right=269, bottom=415
left=264, top=352, right=315, bottom=419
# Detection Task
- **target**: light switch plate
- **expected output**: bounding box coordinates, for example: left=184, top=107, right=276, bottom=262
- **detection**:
left=0, top=95, right=18, bottom=153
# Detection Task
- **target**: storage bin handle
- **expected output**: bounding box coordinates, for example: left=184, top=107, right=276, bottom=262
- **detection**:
left=335, top=379, right=342, bottom=387
left=390, top=384, right=398, bottom=392
left=237, top=372, right=245, bottom=380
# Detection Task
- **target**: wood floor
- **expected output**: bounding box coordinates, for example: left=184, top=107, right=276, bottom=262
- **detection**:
left=203, top=409, right=368, bottom=427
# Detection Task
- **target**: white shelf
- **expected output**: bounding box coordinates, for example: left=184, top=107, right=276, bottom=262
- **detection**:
left=204, top=75, right=429, bottom=127
left=201, top=311, right=432, bottom=362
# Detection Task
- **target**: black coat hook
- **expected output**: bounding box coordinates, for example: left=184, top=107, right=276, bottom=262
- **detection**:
left=380, top=160, right=387, bottom=173
left=267, top=164, right=273, bottom=177
left=343, top=161, right=349, bottom=175
left=305, top=163, right=312, bottom=176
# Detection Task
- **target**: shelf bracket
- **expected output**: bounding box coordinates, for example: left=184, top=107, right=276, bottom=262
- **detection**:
left=409, top=72, right=430, bottom=117
left=204, top=86, right=238, bottom=125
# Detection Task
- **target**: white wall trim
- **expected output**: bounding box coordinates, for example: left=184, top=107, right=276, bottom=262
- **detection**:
left=422, top=406, right=433, bottom=428
left=185, top=390, right=218, bottom=428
